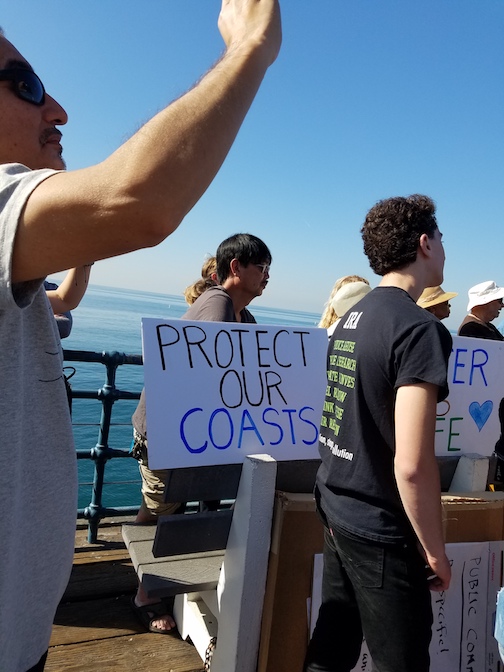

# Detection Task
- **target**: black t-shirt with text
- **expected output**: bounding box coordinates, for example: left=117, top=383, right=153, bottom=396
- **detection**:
left=316, top=287, right=452, bottom=544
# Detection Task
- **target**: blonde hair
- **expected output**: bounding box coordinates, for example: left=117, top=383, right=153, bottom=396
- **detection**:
left=184, top=256, right=218, bottom=306
left=318, top=275, right=369, bottom=329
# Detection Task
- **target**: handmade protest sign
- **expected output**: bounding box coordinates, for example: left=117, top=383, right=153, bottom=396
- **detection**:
left=435, top=335, right=504, bottom=457
left=142, top=319, right=327, bottom=469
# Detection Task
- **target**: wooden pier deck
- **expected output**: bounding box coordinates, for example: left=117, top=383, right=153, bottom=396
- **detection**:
left=46, top=518, right=204, bottom=672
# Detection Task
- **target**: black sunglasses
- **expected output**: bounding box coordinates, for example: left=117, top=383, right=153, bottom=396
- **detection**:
left=0, top=68, right=45, bottom=106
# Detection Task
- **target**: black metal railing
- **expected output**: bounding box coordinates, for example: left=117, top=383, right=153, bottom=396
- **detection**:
left=64, top=349, right=143, bottom=543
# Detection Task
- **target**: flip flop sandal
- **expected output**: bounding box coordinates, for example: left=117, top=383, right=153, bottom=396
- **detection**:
left=130, top=596, right=176, bottom=634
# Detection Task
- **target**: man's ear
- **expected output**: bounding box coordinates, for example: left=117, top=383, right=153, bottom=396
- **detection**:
left=229, top=258, right=240, bottom=277
left=418, top=233, right=432, bottom=258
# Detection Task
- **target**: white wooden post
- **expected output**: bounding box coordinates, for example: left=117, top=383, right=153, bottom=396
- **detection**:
left=210, top=453, right=277, bottom=672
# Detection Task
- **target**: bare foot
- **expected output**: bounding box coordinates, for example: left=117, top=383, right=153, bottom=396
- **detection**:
left=133, top=595, right=176, bottom=633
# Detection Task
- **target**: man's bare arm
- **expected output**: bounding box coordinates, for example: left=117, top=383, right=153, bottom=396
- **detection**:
left=394, top=382, right=451, bottom=592
left=12, top=0, right=281, bottom=282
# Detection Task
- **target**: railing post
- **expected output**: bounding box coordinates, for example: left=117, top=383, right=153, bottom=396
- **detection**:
left=64, top=349, right=143, bottom=542
left=85, top=352, right=119, bottom=542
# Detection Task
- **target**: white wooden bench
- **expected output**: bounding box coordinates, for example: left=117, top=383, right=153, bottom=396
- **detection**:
left=123, top=456, right=320, bottom=671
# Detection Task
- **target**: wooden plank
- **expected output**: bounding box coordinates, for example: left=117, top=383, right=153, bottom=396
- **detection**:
left=122, top=523, right=157, bottom=548
left=75, top=519, right=134, bottom=546
left=438, top=455, right=461, bottom=490
left=47, top=631, right=204, bottom=672
left=162, top=460, right=321, bottom=505
left=140, top=554, right=224, bottom=599
left=126, top=527, right=224, bottom=598
left=163, top=464, right=242, bottom=502
left=63, top=522, right=140, bottom=600
left=276, top=459, right=320, bottom=493
left=49, top=520, right=204, bottom=672
left=63, top=557, right=138, bottom=601
left=128, top=539, right=166, bottom=570
left=127, top=538, right=224, bottom=570
left=72, top=547, right=132, bottom=565
left=73, top=521, right=135, bottom=565
left=153, top=510, right=233, bottom=557
left=51, top=594, right=140, bottom=646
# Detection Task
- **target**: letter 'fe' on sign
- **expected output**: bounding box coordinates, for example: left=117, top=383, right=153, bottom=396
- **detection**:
left=142, top=319, right=328, bottom=469
left=435, top=336, right=504, bottom=457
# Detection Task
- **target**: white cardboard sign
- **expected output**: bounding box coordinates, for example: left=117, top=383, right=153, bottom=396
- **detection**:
left=435, top=336, right=504, bottom=457
left=430, top=541, right=489, bottom=672
left=143, top=324, right=504, bottom=468
left=486, top=541, right=504, bottom=672
left=142, top=319, right=327, bottom=469
left=311, top=543, right=490, bottom=672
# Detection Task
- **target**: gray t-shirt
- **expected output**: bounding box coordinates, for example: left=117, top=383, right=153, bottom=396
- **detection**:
left=0, top=164, right=78, bottom=671
left=132, top=285, right=256, bottom=437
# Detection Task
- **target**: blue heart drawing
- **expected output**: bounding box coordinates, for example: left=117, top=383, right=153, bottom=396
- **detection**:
left=469, top=400, right=493, bottom=431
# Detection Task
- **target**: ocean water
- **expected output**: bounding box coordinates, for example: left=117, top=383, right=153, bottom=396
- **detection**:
left=62, top=285, right=320, bottom=510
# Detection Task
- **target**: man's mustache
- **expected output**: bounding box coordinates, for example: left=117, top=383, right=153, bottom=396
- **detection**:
left=40, top=127, right=63, bottom=144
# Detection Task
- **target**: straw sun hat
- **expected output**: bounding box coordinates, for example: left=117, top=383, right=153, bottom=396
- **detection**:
left=417, top=286, right=457, bottom=309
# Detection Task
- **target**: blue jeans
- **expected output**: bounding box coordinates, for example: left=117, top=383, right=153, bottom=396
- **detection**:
left=304, top=525, right=432, bottom=672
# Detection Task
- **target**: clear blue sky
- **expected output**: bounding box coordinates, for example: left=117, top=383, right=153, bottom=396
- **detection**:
left=3, top=1, right=503, bottom=331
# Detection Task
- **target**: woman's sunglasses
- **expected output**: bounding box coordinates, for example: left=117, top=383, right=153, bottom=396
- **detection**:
left=0, top=68, right=45, bottom=106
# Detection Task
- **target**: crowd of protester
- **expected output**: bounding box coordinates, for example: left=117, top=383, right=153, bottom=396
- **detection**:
left=2, top=0, right=503, bottom=670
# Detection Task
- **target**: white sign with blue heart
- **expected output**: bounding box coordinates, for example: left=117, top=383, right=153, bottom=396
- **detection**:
left=435, top=335, right=504, bottom=457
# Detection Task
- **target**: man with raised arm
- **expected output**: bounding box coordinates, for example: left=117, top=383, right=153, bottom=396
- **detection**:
left=305, top=195, right=452, bottom=672
left=0, top=3, right=281, bottom=670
